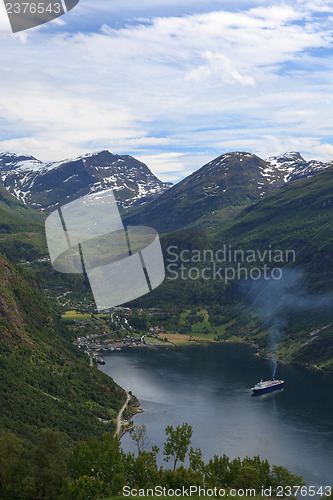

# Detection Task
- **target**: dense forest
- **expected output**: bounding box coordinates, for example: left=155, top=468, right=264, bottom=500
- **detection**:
left=0, top=423, right=314, bottom=500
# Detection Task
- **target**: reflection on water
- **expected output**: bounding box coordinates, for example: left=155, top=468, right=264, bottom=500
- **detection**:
left=251, top=388, right=284, bottom=398
left=100, top=343, right=333, bottom=489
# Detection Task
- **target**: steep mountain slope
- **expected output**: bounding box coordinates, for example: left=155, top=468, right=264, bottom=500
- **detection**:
left=131, top=164, right=333, bottom=374
left=0, top=150, right=171, bottom=212
left=1, top=149, right=330, bottom=233
left=0, top=254, right=127, bottom=444
left=213, top=165, right=333, bottom=373
left=124, top=151, right=331, bottom=233
left=0, top=181, right=46, bottom=262
left=124, top=152, right=270, bottom=233
left=0, top=181, right=44, bottom=223
left=218, top=162, right=333, bottom=290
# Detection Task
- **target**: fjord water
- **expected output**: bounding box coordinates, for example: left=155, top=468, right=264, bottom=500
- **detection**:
left=100, top=344, right=333, bottom=489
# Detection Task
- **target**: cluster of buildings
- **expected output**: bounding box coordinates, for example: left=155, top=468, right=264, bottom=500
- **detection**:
left=73, top=333, right=146, bottom=364
left=149, top=326, right=166, bottom=334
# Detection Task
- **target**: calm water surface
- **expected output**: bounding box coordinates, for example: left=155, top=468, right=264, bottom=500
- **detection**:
left=100, top=343, right=333, bottom=489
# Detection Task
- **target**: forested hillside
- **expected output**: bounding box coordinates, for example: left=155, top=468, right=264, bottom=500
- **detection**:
left=127, top=166, right=333, bottom=375
left=0, top=181, right=47, bottom=262
left=0, top=254, right=128, bottom=445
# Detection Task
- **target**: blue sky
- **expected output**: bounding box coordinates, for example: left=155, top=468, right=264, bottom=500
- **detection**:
left=1, top=0, right=333, bottom=182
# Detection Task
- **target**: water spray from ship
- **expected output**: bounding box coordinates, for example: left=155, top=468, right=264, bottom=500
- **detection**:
left=268, top=319, right=286, bottom=378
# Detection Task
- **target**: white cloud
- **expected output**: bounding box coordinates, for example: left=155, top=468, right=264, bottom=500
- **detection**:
left=1, top=2, right=333, bottom=181
left=186, top=51, right=256, bottom=87
left=312, top=142, right=333, bottom=160
left=135, top=152, right=206, bottom=182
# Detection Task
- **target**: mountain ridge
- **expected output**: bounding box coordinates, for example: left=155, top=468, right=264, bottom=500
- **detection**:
left=124, top=150, right=332, bottom=233
left=0, top=150, right=172, bottom=212
left=265, top=151, right=333, bottom=183
left=1, top=149, right=331, bottom=219
left=132, top=163, right=333, bottom=374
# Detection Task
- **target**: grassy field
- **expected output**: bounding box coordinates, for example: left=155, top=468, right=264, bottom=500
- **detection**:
left=178, top=309, right=238, bottom=341
left=62, top=310, right=93, bottom=321
left=62, top=310, right=109, bottom=321
left=159, top=332, right=216, bottom=345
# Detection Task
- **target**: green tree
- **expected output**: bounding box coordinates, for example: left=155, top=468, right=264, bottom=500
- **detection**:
left=205, top=454, right=232, bottom=487
left=67, top=432, right=125, bottom=496
left=159, top=465, right=203, bottom=489
left=0, top=430, right=28, bottom=499
left=61, top=475, right=104, bottom=500
left=242, top=455, right=271, bottom=488
left=96, top=433, right=126, bottom=494
left=189, top=446, right=205, bottom=475
left=229, top=457, right=242, bottom=487
left=130, top=424, right=149, bottom=456
left=163, top=422, right=193, bottom=470
left=67, top=437, right=101, bottom=480
left=31, top=429, right=68, bottom=500
left=124, top=448, right=160, bottom=488
left=270, top=465, right=305, bottom=497
left=130, top=315, right=149, bottom=331
left=232, top=464, right=260, bottom=490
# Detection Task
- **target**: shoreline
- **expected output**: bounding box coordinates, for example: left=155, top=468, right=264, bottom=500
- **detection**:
left=101, top=339, right=332, bottom=442
left=118, top=405, right=144, bottom=440
left=102, top=338, right=332, bottom=489
left=116, top=396, right=144, bottom=441
left=101, top=339, right=331, bottom=435
left=156, top=335, right=332, bottom=378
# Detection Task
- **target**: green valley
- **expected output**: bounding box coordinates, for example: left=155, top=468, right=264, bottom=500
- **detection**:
left=122, top=164, right=333, bottom=375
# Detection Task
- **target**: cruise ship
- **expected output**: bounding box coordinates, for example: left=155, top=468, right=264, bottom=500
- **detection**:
left=251, top=378, right=284, bottom=394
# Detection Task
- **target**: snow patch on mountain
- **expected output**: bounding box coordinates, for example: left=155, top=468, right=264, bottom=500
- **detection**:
left=264, top=152, right=331, bottom=184
left=0, top=150, right=172, bottom=211
left=0, top=150, right=331, bottom=214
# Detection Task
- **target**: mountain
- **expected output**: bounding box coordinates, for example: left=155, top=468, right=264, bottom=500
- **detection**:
left=0, top=178, right=44, bottom=223
left=214, top=163, right=333, bottom=373
left=0, top=150, right=172, bottom=212
left=124, top=151, right=331, bottom=233
left=218, top=161, right=333, bottom=291
left=131, top=163, right=333, bottom=374
left=0, top=253, right=128, bottom=444
left=0, top=180, right=47, bottom=262
left=265, top=151, right=333, bottom=183
left=1, top=149, right=330, bottom=232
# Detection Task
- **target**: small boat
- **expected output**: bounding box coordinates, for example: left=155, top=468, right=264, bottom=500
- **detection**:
left=251, top=378, right=284, bottom=394
left=96, top=357, right=105, bottom=365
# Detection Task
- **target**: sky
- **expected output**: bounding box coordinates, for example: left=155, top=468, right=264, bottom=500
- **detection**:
left=1, top=0, right=333, bottom=182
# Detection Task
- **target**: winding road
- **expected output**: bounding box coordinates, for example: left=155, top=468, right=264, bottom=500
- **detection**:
left=115, top=392, right=131, bottom=438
